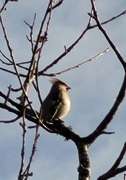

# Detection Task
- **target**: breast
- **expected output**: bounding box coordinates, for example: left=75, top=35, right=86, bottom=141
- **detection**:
left=56, top=91, right=71, bottom=119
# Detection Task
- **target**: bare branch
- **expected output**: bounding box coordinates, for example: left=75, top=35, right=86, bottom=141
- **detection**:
left=89, top=9, right=126, bottom=29
left=18, top=110, right=27, bottom=179
left=21, top=126, right=40, bottom=179
left=51, top=0, right=64, bottom=10
left=39, top=7, right=94, bottom=75
left=84, top=72, right=126, bottom=145
left=0, top=115, right=20, bottom=123
left=0, top=50, right=12, bottom=63
left=18, top=60, right=37, bottom=103
left=27, top=0, right=52, bottom=78
left=108, top=142, right=126, bottom=172
left=42, top=48, right=109, bottom=76
left=0, top=1, right=7, bottom=14
left=0, top=16, right=28, bottom=96
left=76, top=0, right=125, bottom=148
left=24, top=13, right=36, bottom=53
left=90, top=0, right=126, bottom=70
left=4, top=85, right=12, bottom=104
left=97, top=142, right=126, bottom=180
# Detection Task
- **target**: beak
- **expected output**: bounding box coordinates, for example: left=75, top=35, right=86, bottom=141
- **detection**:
left=67, top=86, right=71, bottom=90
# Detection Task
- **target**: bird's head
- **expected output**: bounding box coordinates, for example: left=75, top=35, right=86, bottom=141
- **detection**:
left=49, top=78, right=71, bottom=92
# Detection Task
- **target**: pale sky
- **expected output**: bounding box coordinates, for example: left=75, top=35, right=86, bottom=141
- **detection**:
left=0, top=0, right=126, bottom=180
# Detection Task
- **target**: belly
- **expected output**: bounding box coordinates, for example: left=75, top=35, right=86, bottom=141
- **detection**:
left=55, top=99, right=71, bottom=119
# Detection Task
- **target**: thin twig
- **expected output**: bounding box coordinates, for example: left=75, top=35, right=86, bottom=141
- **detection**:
left=0, top=15, right=39, bottom=121
left=4, top=85, right=11, bottom=104
left=0, top=115, right=20, bottom=123
left=109, top=142, right=126, bottom=172
left=51, top=0, right=64, bottom=10
left=90, top=0, right=126, bottom=70
left=24, top=13, right=36, bottom=53
left=0, top=16, right=26, bottom=93
left=0, top=49, right=12, bottom=63
left=42, top=48, right=109, bottom=76
left=18, top=110, right=27, bottom=179
left=39, top=9, right=93, bottom=75
left=26, top=0, right=52, bottom=82
left=35, top=1, right=53, bottom=109
left=22, top=126, right=40, bottom=179
left=39, top=8, right=126, bottom=75
left=97, top=142, right=126, bottom=180
left=89, top=9, right=126, bottom=29
left=0, top=1, right=7, bottom=14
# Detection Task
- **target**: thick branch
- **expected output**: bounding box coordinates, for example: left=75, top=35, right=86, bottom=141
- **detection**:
left=83, top=0, right=126, bottom=145
left=84, top=65, right=126, bottom=145
left=77, top=143, right=91, bottom=180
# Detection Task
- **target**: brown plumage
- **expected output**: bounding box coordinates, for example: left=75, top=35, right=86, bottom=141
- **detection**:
left=40, top=78, right=71, bottom=122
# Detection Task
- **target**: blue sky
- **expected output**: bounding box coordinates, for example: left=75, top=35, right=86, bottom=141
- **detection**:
left=0, top=0, right=126, bottom=180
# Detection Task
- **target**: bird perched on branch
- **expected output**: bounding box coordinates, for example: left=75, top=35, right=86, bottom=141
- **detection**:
left=40, top=78, right=71, bottom=123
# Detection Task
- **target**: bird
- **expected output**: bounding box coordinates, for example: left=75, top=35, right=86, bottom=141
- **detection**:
left=40, top=78, right=71, bottom=123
